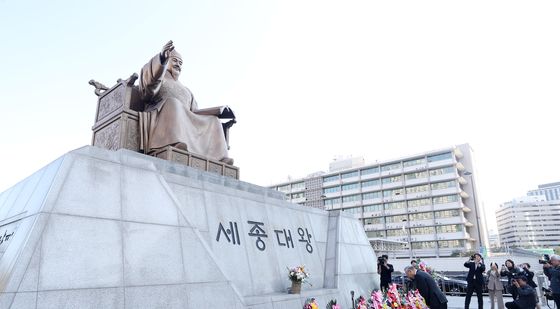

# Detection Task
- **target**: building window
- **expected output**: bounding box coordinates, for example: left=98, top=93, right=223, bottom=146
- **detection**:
left=341, top=171, right=359, bottom=179
left=366, top=230, right=386, bottom=238
left=385, top=214, right=408, bottom=223
left=438, top=239, right=465, bottom=248
left=364, top=217, right=384, bottom=225
left=427, top=152, right=453, bottom=163
left=361, top=167, right=380, bottom=175
left=277, top=184, right=291, bottom=193
left=363, top=204, right=383, bottom=212
left=436, top=224, right=463, bottom=233
left=324, top=197, right=341, bottom=206
left=363, top=191, right=381, bottom=200
left=323, top=186, right=340, bottom=194
left=408, top=198, right=431, bottom=208
left=412, top=241, right=436, bottom=249
left=292, top=182, right=305, bottom=191
left=433, top=195, right=459, bottom=204
left=403, top=158, right=426, bottom=167
left=406, top=184, right=429, bottom=194
left=384, top=201, right=406, bottom=210
left=323, top=175, right=339, bottom=183
left=362, top=179, right=380, bottom=187
left=344, top=206, right=362, bottom=214
left=342, top=182, right=360, bottom=191
left=387, top=229, right=407, bottom=237
left=291, top=192, right=304, bottom=199
left=429, top=166, right=456, bottom=176
left=409, top=212, right=434, bottom=221
left=383, top=188, right=404, bottom=197
left=382, top=175, right=402, bottom=184
left=342, top=194, right=361, bottom=203
left=405, top=171, right=428, bottom=180
left=381, top=162, right=402, bottom=172
left=434, top=209, right=461, bottom=218
left=410, top=226, right=435, bottom=235
left=431, top=180, right=457, bottom=191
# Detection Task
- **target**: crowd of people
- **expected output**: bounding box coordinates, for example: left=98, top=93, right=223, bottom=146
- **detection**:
left=377, top=254, right=560, bottom=309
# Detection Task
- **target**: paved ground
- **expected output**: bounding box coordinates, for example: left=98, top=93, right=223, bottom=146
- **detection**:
left=446, top=295, right=514, bottom=309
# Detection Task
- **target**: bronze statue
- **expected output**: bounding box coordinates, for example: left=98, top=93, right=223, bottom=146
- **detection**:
left=138, top=40, right=234, bottom=165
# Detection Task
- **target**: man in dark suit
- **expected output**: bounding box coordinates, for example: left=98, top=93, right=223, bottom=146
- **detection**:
left=464, top=253, right=485, bottom=309
left=505, top=275, right=536, bottom=309
left=405, top=266, right=448, bottom=309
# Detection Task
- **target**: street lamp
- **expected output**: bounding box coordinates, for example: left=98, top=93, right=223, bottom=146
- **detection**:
left=463, top=171, right=484, bottom=254
left=402, top=219, right=413, bottom=259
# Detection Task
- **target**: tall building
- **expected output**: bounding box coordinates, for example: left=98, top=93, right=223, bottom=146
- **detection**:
left=527, top=182, right=560, bottom=201
left=496, top=195, right=560, bottom=248
left=270, top=144, right=488, bottom=258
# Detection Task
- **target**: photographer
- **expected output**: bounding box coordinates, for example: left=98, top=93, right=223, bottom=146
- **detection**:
left=501, top=259, right=520, bottom=300
left=504, top=275, right=537, bottom=309
left=520, top=263, right=540, bottom=309
left=377, top=254, right=394, bottom=291
left=464, top=253, right=485, bottom=309
left=543, top=255, right=560, bottom=308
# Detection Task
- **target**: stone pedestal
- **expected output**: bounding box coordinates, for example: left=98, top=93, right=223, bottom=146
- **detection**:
left=151, top=146, right=239, bottom=179
left=0, top=146, right=379, bottom=308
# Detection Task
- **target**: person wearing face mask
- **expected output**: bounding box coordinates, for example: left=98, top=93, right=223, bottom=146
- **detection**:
left=501, top=259, right=520, bottom=300
left=487, top=262, right=504, bottom=309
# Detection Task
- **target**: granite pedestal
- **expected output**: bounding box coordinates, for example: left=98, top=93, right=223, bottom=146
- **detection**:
left=0, top=146, right=379, bottom=308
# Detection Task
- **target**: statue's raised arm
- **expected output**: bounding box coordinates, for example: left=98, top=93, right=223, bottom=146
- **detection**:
left=138, top=40, right=234, bottom=165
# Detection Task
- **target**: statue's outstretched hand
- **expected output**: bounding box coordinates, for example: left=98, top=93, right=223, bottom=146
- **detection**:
left=160, top=40, right=175, bottom=63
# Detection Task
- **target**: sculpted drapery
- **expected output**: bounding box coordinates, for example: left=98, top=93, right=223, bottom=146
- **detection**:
left=138, top=41, right=231, bottom=163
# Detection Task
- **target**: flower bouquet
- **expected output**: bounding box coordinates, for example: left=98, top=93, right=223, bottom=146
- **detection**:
left=327, top=299, right=340, bottom=309
left=287, top=265, right=310, bottom=294
left=303, top=298, right=319, bottom=309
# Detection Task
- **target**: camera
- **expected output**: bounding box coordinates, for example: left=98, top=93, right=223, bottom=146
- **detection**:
left=539, top=254, right=550, bottom=265
left=542, top=287, right=554, bottom=300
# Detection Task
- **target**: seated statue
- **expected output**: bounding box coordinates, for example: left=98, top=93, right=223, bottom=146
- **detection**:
left=138, top=40, right=234, bottom=165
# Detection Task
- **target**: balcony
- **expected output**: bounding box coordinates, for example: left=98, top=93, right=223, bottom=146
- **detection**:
left=409, top=234, right=437, bottom=242
left=433, top=201, right=462, bottom=211
left=380, top=169, right=403, bottom=178
left=361, top=185, right=381, bottom=193
left=341, top=188, right=360, bottom=196
left=403, top=164, right=428, bottom=174
left=462, top=204, right=472, bottom=212
left=381, top=181, right=404, bottom=189
left=364, top=223, right=385, bottom=231
left=434, top=217, right=464, bottom=225
left=362, top=210, right=383, bottom=218
left=406, top=191, right=431, bottom=200
left=323, top=191, right=341, bottom=198
left=429, top=173, right=458, bottom=183
left=460, top=191, right=470, bottom=198
left=436, top=232, right=468, bottom=240
left=456, top=162, right=465, bottom=171
left=362, top=197, right=382, bottom=205
left=341, top=176, right=360, bottom=184
left=384, top=208, right=407, bottom=216
left=428, top=158, right=456, bottom=169
left=386, top=223, right=406, bottom=230
left=431, top=187, right=461, bottom=197
left=458, top=177, right=467, bottom=185
left=323, top=179, right=340, bottom=187
left=404, top=177, right=429, bottom=186
left=454, top=148, right=464, bottom=159
left=407, top=205, right=433, bottom=213
left=342, top=200, right=361, bottom=208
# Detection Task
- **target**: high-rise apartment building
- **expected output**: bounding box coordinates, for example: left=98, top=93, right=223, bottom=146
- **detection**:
left=497, top=195, right=560, bottom=248
left=527, top=182, right=560, bottom=201
left=270, top=144, right=488, bottom=258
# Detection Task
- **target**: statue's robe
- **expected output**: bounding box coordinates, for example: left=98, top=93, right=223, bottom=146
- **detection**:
left=138, top=54, right=228, bottom=161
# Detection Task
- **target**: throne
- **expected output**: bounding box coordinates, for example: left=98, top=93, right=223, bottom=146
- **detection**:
left=90, top=74, right=239, bottom=179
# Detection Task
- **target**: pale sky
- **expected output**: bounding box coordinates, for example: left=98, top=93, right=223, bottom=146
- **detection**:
left=1, top=1, right=559, bottom=232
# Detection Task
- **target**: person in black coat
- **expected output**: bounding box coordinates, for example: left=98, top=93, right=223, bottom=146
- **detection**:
left=378, top=255, right=394, bottom=291
left=464, top=253, right=486, bottom=309
left=501, top=259, right=520, bottom=300
left=406, top=266, right=448, bottom=309
left=505, top=275, right=537, bottom=309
